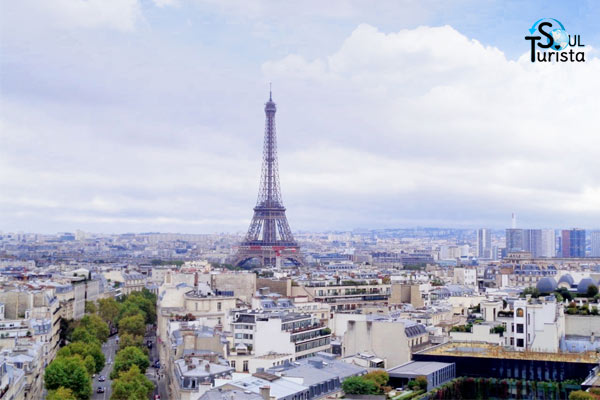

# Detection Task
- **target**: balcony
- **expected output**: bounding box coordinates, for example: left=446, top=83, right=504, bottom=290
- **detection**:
left=287, top=323, right=322, bottom=334
left=291, top=328, right=331, bottom=343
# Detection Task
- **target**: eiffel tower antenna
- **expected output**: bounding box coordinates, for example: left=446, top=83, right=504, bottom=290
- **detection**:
left=233, top=90, right=304, bottom=268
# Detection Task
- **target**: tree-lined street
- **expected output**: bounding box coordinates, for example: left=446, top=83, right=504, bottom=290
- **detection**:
left=92, top=335, right=118, bottom=400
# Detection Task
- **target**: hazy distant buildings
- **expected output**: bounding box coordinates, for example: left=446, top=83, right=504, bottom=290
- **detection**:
left=477, top=229, right=492, bottom=259
left=506, top=229, right=552, bottom=258
left=540, top=229, right=556, bottom=258
left=561, top=229, right=586, bottom=258
left=591, top=232, right=600, bottom=257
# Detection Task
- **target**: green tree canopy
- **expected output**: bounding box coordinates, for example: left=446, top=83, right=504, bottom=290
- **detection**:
left=85, top=301, right=97, bottom=314
left=45, top=356, right=92, bottom=400
left=363, top=370, right=389, bottom=393
left=79, top=314, right=109, bottom=343
left=98, top=298, right=120, bottom=325
left=110, top=346, right=149, bottom=380
left=118, top=333, right=144, bottom=351
left=57, top=341, right=105, bottom=374
left=587, top=285, right=599, bottom=298
left=127, top=293, right=156, bottom=324
left=71, top=327, right=100, bottom=346
left=569, top=390, right=595, bottom=400
left=110, top=365, right=154, bottom=400
left=47, top=387, right=77, bottom=400
left=118, top=301, right=144, bottom=323
left=341, top=376, right=378, bottom=395
left=118, top=314, right=146, bottom=337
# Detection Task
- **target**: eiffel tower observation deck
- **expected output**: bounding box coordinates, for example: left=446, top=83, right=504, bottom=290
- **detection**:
left=233, top=90, right=304, bottom=268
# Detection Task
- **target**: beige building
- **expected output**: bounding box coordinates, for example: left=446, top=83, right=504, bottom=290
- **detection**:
left=342, top=316, right=427, bottom=368
left=390, top=283, right=424, bottom=308
left=210, top=273, right=256, bottom=304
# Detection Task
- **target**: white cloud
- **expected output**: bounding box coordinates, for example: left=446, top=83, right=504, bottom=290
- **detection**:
left=1, top=15, right=599, bottom=232
left=262, top=24, right=600, bottom=227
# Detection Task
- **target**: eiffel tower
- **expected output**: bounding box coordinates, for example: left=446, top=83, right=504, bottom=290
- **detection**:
left=233, top=90, right=303, bottom=268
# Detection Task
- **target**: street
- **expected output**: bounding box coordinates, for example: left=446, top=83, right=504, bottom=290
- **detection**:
left=145, top=325, right=168, bottom=400
left=92, top=335, right=118, bottom=400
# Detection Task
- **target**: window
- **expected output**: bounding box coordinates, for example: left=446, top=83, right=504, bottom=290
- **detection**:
left=243, top=360, right=248, bottom=372
left=517, top=338, right=524, bottom=347
left=217, top=302, right=222, bottom=311
left=517, top=308, right=524, bottom=317
left=230, top=361, right=236, bottom=369
left=517, top=324, right=524, bottom=333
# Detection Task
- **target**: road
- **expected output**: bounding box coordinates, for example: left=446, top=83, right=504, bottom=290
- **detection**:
left=145, top=324, right=168, bottom=400
left=92, top=335, right=118, bottom=400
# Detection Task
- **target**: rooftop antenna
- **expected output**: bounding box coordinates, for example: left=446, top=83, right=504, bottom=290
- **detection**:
left=269, top=82, right=272, bottom=101
left=511, top=213, right=517, bottom=229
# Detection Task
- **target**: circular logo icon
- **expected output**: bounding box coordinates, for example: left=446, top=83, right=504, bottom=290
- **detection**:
left=551, top=29, right=569, bottom=50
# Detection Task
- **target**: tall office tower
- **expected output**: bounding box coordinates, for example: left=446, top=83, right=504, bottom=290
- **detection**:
left=561, top=229, right=586, bottom=258
left=477, top=228, right=492, bottom=258
left=540, top=229, right=556, bottom=258
left=523, top=229, right=542, bottom=258
left=506, top=228, right=544, bottom=257
left=234, top=91, right=303, bottom=267
left=591, top=232, right=600, bottom=257
left=506, top=229, right=524, bottom=253
left=561, top=230, right=570, bottom=258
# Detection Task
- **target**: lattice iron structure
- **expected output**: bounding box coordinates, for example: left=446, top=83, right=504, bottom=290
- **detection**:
left=233, top=91, right=304, bottom=267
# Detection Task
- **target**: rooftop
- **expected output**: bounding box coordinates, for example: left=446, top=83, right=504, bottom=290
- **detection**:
left=418, top=342, right=600, bottom=364
left=388, top=361, right=453, bottom=377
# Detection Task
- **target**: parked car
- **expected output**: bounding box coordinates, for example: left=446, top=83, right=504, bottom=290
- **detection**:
left=98, top=375, right=106, bottom=382
left=97, top=387, right=105, bottom=393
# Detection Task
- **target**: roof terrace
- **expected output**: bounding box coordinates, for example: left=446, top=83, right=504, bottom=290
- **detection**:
left=418, top=342, right=600, bottom=364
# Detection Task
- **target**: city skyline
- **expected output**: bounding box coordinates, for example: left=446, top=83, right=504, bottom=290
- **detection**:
left=2, top=1, right=600, bottom=234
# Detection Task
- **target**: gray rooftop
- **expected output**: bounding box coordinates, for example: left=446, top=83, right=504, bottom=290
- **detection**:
left=388, top=361, right=453, bottom=377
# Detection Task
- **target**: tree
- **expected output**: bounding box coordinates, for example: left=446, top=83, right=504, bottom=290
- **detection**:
left=123, top=292, right=156, bottom=325
left=522, top=287, right=540, bottom=298
left=45, top=356, right=92, bottom=400
left=587, top=285, right=599, bottom=298
left=110, top=346, right=150, bottom=379
left=85, top=301, right=97, bottom=314
left=569, top=390, right=595, bottom=400
left=98, top=298, right=120, bottom=326
left=58, top=342, right=105, bottom=374
left=71, top=327, right=100, bottom=346
left=118, top=314, right=146, bottom=337
left=118, top=333, right=144, bottom=351
left=118, top=301, right=145, bottom=323
left=341, top=376, right=378, bottom=395
left=47, top=387, right=77, bottom=400
left=363, top=370, right=389, bottom=393
left=79, top=314, right=109, bottom=343
left=110, top=365, right=154, bottom=400
left=415, top=376, right=428, bottom=391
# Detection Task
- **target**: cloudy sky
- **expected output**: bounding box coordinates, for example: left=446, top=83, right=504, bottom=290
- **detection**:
left=1, top=0, right=600, bottom=234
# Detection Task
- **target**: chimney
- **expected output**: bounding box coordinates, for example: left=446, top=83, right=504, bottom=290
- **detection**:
left=259, top=386, right=270, bottom=400
left=194, top=272, right=199, bottom=290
